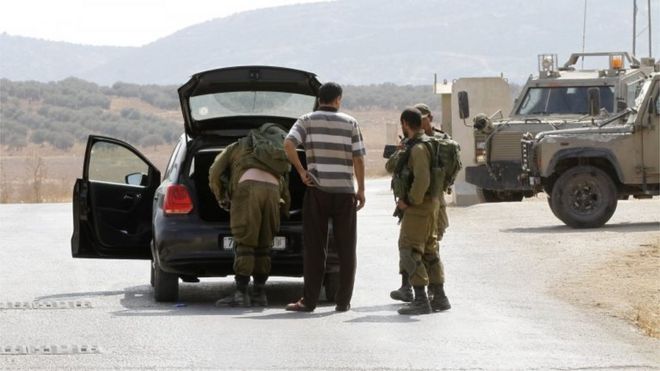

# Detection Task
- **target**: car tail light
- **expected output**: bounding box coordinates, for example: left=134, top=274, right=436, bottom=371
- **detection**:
left=163, top=184, right=193, bottom=215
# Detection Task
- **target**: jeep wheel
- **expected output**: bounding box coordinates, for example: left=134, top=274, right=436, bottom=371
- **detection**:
left=546, top=196, right=561, bottom=219
left=478, top=188, right=524, bottom=202
left=550, top=166, right=617, bottom=228
left=153, top=259, right=179, bottom=302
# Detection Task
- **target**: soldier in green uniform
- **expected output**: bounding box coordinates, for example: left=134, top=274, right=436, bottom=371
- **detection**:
left=209, top=123, right=291, bottom=307
left=388, top=107, right=437, bottom=315
left=386, top=104, right=451, bottom=313
left=415, top=102, right=451, bottom=311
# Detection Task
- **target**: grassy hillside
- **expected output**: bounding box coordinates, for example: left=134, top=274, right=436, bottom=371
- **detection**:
left=0, top=78, right=446, bottom=203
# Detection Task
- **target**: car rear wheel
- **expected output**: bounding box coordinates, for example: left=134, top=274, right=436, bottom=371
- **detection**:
left=550, top=166, right=617, bottom=228
left=153, top=259, right=179, bottom=302
left=478, top=188, right=524, bottom=202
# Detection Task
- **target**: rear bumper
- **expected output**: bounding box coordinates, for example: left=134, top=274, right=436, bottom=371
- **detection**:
left=465, top=162, right=533, bottom=191
left=153, top=215, right=304, bottom=277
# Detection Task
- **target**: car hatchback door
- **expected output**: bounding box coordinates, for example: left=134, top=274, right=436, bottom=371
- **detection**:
left=71, top=135, right=160, bottom=259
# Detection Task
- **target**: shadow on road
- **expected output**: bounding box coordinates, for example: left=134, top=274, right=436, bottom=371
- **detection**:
left=32, top=280, right=337, bottom=317
left=32, top=282, right=413, bottom=321
left=501, top=221, right=660, bottom=234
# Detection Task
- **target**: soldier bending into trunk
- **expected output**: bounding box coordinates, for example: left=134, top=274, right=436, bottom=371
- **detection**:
left=209, top=123, right=291, bottom=307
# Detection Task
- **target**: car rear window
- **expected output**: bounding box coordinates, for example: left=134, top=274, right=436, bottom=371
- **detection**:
left=190, top=91, right=316, bottom=120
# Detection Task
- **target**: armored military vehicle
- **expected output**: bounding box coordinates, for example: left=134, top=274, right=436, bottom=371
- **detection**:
left=463, top=52, right=652, bottom=202
left=521, top=62, right=659, bottom=228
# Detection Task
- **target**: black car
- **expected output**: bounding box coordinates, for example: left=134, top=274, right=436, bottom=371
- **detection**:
left=71, top=66, right=338, bottom=302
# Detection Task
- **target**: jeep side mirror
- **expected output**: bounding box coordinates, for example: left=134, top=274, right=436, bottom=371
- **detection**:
left=458, top=91, right=470, bottom=119
left=587, top=87, right=601, bottom=116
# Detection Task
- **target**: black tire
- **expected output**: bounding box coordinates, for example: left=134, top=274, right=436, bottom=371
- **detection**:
left=153, top=259, right=178, bottom=302
left=323, top=272, right=340, bottom=303
left=550, top=166, right=617, bottom=228
left=150, top=261, right=155, bottom=287
left=546, top=196, right=561, bottom=219
left=478, top=188, right=524, bottom=202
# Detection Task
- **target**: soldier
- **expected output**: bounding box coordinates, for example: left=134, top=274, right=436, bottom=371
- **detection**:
left=209, top=123, right=291, bottom=307
left=386, top=105, right=452, bottom=313
left=388, top=107, right=438, bottom=315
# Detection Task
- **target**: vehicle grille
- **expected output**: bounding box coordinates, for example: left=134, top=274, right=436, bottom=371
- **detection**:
left=491, top=132, right=524, bottom=160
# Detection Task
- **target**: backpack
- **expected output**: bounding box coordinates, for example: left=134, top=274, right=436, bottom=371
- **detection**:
left=236, top=123, right=291, bottom=176
left=423, top=132, right=462, bottom=196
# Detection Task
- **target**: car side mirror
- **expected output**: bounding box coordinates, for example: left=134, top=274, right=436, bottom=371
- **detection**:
left=458, top=91, right=470, bottom=119
left=652, top=94, right=660, bottom=115
left=587, top=87, right=601, bottom=116
left=125, top=172, right=148, bottom=186
left=383, top=144, right=398, bottom=159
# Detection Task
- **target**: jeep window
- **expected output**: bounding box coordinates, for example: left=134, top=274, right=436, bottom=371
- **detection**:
left=626, top=79, right=645, bottom=106
left=517, top=86, right=615, bottom=115
left=190, top=91, right=316, bottom=120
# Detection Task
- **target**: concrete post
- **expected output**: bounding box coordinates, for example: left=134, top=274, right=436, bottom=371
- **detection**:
left=435, top=77, right=512, bottom=206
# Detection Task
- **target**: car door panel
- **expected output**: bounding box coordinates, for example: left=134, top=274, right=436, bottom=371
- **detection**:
left=72, top=135, right=160, bottom=259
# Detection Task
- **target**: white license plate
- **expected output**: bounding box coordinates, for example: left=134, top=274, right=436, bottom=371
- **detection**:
left=223, top=236, right=286, bottom=250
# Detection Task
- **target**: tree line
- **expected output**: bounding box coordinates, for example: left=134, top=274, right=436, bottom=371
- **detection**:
left=0, top=78, right=442, bottom=151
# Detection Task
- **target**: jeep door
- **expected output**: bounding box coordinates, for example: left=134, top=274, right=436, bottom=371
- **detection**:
left=71, top=135, right=160, bottom=259
left=641, top=77, right=660, bottom=184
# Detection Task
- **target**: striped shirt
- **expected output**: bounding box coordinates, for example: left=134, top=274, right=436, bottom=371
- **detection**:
left=286, top=106, right=366, bottom=193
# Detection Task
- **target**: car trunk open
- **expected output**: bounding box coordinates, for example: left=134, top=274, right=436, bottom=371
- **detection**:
left=190, top=141, right=307, bottom=223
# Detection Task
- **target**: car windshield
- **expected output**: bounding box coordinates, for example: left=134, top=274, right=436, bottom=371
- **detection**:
left=190, top=91, right=316, bottom=120
left=516, top=86, right=615, bottom=115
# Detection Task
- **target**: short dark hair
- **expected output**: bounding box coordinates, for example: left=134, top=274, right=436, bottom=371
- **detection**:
left=318, top=82, right=343, bottom=104
left=400, top=107, right=422, bottom=129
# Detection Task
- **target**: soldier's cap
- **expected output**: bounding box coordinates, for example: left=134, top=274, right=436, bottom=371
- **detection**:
left=414, top=103, right=431, bottom=118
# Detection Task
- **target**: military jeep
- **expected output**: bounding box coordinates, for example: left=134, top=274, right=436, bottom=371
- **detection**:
left=464, top=52, right=653, bottom=202
left=521, top=63, right=660, bottom=228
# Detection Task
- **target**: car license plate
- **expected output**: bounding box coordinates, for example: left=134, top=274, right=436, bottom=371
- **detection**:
left=223, top=236, right=286, bottom=250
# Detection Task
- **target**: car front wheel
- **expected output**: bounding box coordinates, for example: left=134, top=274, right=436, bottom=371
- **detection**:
left=550, top=166, right=617, bottom=228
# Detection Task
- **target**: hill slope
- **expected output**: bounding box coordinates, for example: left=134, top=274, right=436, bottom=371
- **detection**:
left=1, top=0, right=656, bottom=85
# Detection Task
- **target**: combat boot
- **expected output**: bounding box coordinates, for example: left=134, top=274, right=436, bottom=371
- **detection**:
left=251, top=283, right=268, bottom=307
left=397, top=286, right=432, bottom=315
left=390, top=272, right=413, bottom=302
left=429, top=284, right=451, bottom=312
left=215, top=279, right=251, bottom=307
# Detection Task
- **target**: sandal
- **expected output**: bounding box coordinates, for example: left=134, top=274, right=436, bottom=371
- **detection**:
left=285, top=298, right=313, bottom=312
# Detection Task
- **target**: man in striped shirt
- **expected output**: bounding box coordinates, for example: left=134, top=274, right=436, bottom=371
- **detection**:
left=283, top=82, right=366, bottom=312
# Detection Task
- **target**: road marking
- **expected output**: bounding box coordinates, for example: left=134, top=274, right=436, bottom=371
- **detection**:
left=0, top=301, right=92, bottom=310
left=0, top=344, right=100, bottom=355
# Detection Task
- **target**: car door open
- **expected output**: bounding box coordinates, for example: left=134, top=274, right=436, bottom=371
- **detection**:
left=72, top=135, right=160, bottom=259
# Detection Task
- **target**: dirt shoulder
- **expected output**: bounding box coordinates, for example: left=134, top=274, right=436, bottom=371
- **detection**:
left=554, top=238, right=660, bottom=339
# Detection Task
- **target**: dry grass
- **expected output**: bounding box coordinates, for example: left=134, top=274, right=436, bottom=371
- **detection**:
left=556, top=241, right=660, bottom=339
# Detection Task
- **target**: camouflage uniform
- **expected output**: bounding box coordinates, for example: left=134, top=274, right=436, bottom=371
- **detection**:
left=209, top=126, right=290, bottom=306
left=385, top=135, right=443, bottom=287
left=388, top=132, right=440, bottom=287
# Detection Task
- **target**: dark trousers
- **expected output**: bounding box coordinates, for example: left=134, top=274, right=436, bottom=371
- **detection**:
left=302, top=187, right=357, bottom=309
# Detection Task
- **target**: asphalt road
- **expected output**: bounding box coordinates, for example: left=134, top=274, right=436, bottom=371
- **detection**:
left=1, top=179, right=659, bottom=370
